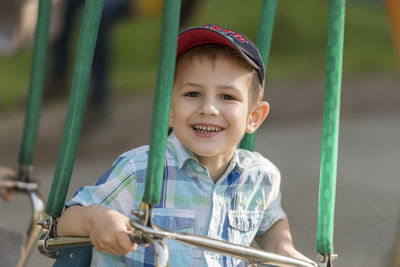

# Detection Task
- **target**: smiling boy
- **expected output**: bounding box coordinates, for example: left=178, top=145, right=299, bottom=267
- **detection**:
left=58, top=24, right=312, bottom=266
left=170, top=45, right=269, bottom=181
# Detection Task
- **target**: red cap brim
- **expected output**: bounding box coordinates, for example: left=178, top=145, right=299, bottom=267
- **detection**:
left=177, top=28, right=243, bottom=60
left=176, top=27, right=260, bottom=72
left=176, top=26, right=264, bottom=86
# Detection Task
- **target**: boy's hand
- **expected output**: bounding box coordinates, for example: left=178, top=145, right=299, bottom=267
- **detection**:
left=88, top=205, right=138, bottom=255
left=0, top=166, right=17, bottom=202
left=58, top=205, right=138, bottom=255
left=274, top=240, right=315, bottom=265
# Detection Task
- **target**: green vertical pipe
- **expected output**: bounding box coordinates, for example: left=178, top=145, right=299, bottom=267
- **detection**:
left=316, top=0, right=345, bottom=254
left=46, top=0, right=104, bottom=218
left=18, top=0, right=51, bottom=179
left=240, top=0, right=277, bottom=151
left=142, top=0, right=181, bottom=205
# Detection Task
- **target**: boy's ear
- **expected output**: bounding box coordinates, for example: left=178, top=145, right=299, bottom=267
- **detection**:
left=245, top=101, right=269, bottom=133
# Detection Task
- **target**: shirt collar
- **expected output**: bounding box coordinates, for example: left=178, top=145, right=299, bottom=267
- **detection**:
left=167, top=132, right=244, bottom=173
left=167, top=132, right=197, bottom=169
left=229, top=149, right=244, bottom=173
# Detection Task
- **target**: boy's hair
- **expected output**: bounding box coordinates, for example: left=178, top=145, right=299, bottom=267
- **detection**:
left=176, top=44, right=264, bottom=102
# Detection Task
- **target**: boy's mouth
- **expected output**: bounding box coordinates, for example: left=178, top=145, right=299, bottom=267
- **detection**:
left=193, top=124, right=223, bottom=133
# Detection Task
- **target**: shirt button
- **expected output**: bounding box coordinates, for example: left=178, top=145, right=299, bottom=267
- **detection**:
left=196, top=166, right=203, bottom=173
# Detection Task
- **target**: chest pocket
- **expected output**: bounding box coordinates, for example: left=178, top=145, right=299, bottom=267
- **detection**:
left=227, top=210, right=263, bottom=246
left=152, top=208, right=196, bottom=233
left=142, top=208, right=196, bottom=265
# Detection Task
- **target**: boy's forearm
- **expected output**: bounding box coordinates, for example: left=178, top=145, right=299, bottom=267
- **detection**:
left=255, top=218, right=293, bottom=252
left=57, top=205, right=100, bottom=237
left=255, top=218, right=313, bottom=263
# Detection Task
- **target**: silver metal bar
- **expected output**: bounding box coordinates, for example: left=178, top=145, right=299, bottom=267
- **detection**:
left=18, top=191, right=44, bottom=267
left=38, top=219, right=318, bottom=267
left=0, top=173, right=44, bottom=267
left=130, top=220, right=318, bottom=267
left=140, top=234, right=169, bottom=267
left=0, top=179, right=39, bottom=191
left=316, top=253, right=337, bottom=267
left=37, top=236, right=93, bottom=252
left=37, top=234, right=170, bottom=266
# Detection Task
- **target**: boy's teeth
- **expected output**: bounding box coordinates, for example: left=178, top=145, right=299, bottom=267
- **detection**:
left=194, top=125, right=222, bottom=132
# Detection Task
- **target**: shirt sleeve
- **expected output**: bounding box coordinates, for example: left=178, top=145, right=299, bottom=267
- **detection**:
left=257, top=192, right=287, bottom=235
left=256, top=165, right=287, bottom=235
left=65, top=155, right=136, bottom=213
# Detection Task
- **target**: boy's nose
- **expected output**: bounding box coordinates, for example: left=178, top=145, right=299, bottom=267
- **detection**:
left=198, top=97, right=219, bottom=116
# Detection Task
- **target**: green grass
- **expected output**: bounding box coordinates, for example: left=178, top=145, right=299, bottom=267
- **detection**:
left=0, top=49, right=32, bottom=109
left=0, top=0, right=396, bottom=110
left=111, top=16, right=161, bottom=94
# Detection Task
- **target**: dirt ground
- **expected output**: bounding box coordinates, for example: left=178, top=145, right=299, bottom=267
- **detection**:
left=0, top=75, right=399, bottom=266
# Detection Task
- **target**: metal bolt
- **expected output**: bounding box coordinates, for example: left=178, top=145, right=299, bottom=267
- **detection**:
left=316, top=254, right=325, bottom=263
left=131, top=209, right=146, bottom=219
left=37, top=220, right=50, bottom=229
left=69, top=252, right=76, bottom=259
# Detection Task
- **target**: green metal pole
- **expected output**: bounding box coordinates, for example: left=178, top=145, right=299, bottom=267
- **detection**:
left=316, top=0, right=346, bottom=255
left=142, top=0, right=181, bottom=205
left=18, top=0, right=51, bottom=181
left=240, top=0, right=277, bottom=151
left=46, top=0, right=104, bottom=218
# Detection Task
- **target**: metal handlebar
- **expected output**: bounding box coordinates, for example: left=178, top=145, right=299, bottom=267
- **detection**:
left=37, top=213, right=318, bottom=267
left=37, top=230, right=169, bottom=266
left=0, top=178, right=44, bottom=267
left=23, top=190, right=45, bottom=267
left=0, top=178, right=39, bottom=191
left=130, top=219, right=318, bottom=267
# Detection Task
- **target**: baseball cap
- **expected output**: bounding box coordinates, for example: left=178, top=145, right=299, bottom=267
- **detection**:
left=177, top=24, right=265, bottom=86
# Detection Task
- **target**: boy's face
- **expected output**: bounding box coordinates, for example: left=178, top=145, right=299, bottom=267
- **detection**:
left=170, top=54, right=269, bottom=162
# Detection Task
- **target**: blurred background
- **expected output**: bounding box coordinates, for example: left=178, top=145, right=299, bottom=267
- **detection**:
left=0, top=0, right=399, bottom=266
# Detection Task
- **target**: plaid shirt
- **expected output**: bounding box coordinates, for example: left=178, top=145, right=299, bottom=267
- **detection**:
left=66, top=133, right=286, bottom=266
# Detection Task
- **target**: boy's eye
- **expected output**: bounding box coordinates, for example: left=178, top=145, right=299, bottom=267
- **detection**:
left=220, top=94, right=236, bottom=101
left=185, top=92, right=200, bottom=97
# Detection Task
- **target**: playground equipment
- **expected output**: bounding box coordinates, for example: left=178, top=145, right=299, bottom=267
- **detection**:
left=0, top=0, right=52, bottom=266
left=35, top=0, right=344, bottom=266
left=0, top=0, right=350, bottom=266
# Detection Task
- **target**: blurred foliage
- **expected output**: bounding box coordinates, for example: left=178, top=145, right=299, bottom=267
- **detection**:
left=0, top=0, right=397, bottom=110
